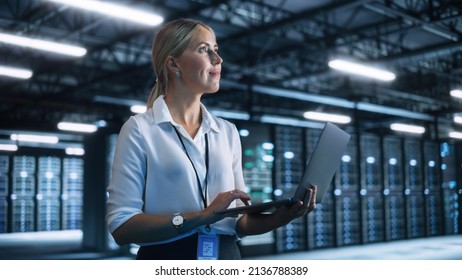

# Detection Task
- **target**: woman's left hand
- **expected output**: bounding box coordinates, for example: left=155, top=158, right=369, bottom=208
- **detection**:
left=273, top=185, right=317, bottom=225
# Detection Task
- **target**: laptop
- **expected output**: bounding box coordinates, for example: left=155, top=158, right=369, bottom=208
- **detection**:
left=215, top=122, right=351, bottom=215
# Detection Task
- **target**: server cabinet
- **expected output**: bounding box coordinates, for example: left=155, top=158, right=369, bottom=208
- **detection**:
left=238, top=123, right=276, bottom=256
left=37, top=197, right=60, bottom=231
left=335, top=135, right=361, bottom=246
left=0, top=155, right=8, bottom=233
left=404, top=139, right=425, bottom=238
left=359, top=134, right=385, bottom=243
left=306, top=127, right=336, bottom=249
left=307, top=195, right=335, bottom=249
left=62, top=158, right=84, bottom=230
left=440, top=143, right=460, bottom=234
left=11, top=156, right=36, bottom=232
left=0, top=197, right=6, bottom=233
left=12, top=156, right=35, bottom=196
left=37, top=157, right=61, bottom=196
left=383, top=137, right=406, bottom=240
left=0, top=155, right=8, bottom=196
left=423, top=141, right=443, bottom=236
left=275, top=126, right=305, bottom=252
left=37, top=156, right=61, bottom=231
left=11, top=198, right=35, bottom=232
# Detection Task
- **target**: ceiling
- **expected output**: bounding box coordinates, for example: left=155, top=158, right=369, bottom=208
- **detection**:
left=1, top=0, right=462, bottom=138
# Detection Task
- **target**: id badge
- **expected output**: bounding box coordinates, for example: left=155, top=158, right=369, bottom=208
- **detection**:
left=197, top=234, right=219, bottom=260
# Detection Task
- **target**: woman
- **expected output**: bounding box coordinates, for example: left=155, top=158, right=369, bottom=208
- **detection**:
left=106, top=18, right=317, bottom=260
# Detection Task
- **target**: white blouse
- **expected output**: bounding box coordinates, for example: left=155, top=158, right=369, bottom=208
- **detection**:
left=106, top=96, right=245, bottom=245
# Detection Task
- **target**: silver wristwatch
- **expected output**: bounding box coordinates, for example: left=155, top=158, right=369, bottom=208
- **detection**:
left=172, top=213, right=184, bottom=229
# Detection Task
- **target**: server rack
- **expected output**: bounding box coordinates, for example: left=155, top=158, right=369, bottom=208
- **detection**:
left=423, top=141, right=443, bottom=236
left=11, top=156, right=36, bottom=232
left=37, top=156, right=61, bottom=231
left=237, top=123, right=276, bottom=256
left=274, top=125, right=305, bottom=252
left=62, top=158, right=84, bottom=230
left=306, top=128, right=336, bottom=249
left=440, top=142, right=460, bottom=234
left=359, top=134, right=385, bottom=243
left=403, top=139, right=425, bottom=238
left=335, top=135, right=361, bottom=246
left=0, top=155, right=8, bottom=233
left=383, top=137, right=406, bottom=240
left=0, top=155, right=7, bottom=196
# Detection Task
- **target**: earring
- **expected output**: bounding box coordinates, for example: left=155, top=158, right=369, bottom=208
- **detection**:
left=175, top=70, right=181, bottom=78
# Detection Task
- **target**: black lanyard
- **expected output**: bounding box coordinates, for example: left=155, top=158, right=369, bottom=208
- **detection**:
left=171, top=124, right=209, bottom=209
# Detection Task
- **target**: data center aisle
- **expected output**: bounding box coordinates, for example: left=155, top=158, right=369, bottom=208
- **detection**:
left=1, top=231, right=460, bottom=260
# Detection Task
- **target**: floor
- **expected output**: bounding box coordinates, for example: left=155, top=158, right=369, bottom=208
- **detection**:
left=0, top=231, right=461, bottom=260
left=244, top=235, right=462, bottom=260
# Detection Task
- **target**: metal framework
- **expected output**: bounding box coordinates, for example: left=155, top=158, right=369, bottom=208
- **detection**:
left=1, top=0, right=462, bottom=135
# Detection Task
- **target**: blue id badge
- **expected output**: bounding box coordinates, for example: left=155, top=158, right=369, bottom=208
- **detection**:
left=197, top=234, right=219, bottom=260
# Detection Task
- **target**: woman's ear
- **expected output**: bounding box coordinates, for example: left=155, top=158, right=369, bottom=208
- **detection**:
left=166, top=56, right=179, bottom=73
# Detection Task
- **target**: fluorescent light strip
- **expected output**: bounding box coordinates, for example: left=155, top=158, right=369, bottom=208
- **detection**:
left=356, top=102, right=433, bottom=121
left=65, top=147, right=85, bottom=156
left=250, top=83, right=432, bottom=121
left=390, top=123, right=425, bottom=134
left=0, top=65, right=33, bottom=79
left=44, top=0, right=164, bottom=26
left=57, top=122, right=97, bottom=133
left=11, top=134, right=59, bottom=144
left=449, top=131, right=462, bottom=139
left=210, top=109, right=250, bottom=120
left=260, top=115, right=325, bottom=129
left=0, top=144, right=18, bottom=151
left=253, top=84, right=355, bottom=108
left=454, top=115, right=462, bottom=124
left=303, top=111, right=351, bottom=124
left=328, top=59, right=396, bottom=81
left=450, top=89, right=462, bottom=99
left=0, top=33, right=86, bottom=57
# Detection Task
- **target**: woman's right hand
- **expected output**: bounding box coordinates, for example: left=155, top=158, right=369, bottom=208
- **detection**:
left=202, top=189, right=251, bottom=224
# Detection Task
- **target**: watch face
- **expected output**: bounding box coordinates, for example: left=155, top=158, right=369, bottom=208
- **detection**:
left=173, top=214, right=184, bottom=226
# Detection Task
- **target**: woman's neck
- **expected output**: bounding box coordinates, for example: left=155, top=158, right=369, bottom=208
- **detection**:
left=164, top=92, right=203, bottom=138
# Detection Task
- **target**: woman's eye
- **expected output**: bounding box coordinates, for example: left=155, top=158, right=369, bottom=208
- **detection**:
left=199, top=47, right=208, bottom=53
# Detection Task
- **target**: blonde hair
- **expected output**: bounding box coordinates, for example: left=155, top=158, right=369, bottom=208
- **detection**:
left=146, top=18, right=212, bottom=108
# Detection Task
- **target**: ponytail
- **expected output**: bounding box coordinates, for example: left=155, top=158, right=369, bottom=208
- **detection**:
left=146, top=81, right=162, bottom=109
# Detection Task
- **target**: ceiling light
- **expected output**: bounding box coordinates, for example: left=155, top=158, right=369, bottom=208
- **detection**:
left=449, top=131, right=462, bottom=139
left=65, top=147, right=85, bottom=156
left=328, top=59, right=396, bottom=81
left=356, top=102, right=432, bottom=121
left=251, top=83, right=432, bottom=120
left=57, top=122, right=97, bottom=133
left=130, top=105, right=147, bottom=114
left=44, top=0, right=164, bottom=26
left=303, top=111, right=351, bottom=124
left=210, top=109, right=250, bottom=120
left=390, top=123, right=425, bottom=134
left=0, top=32, right=86, bottom=57
left=11, top=134, right=59, bottom=144
left=0, top=144, right=18, bottom=151
left=260, top=115, right=325, bottom=129
left=450, top=89, right=462, bottom=99
left=0, top=65, right=33, bottom=79
left=454, top=115, right=462, bottom=124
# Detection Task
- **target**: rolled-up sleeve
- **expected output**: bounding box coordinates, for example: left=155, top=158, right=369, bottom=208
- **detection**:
left=106, top=116, right=147, bottom=233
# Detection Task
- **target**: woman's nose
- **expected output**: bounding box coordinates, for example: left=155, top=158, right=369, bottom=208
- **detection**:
left=211, top=51, right=223, bottom=65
